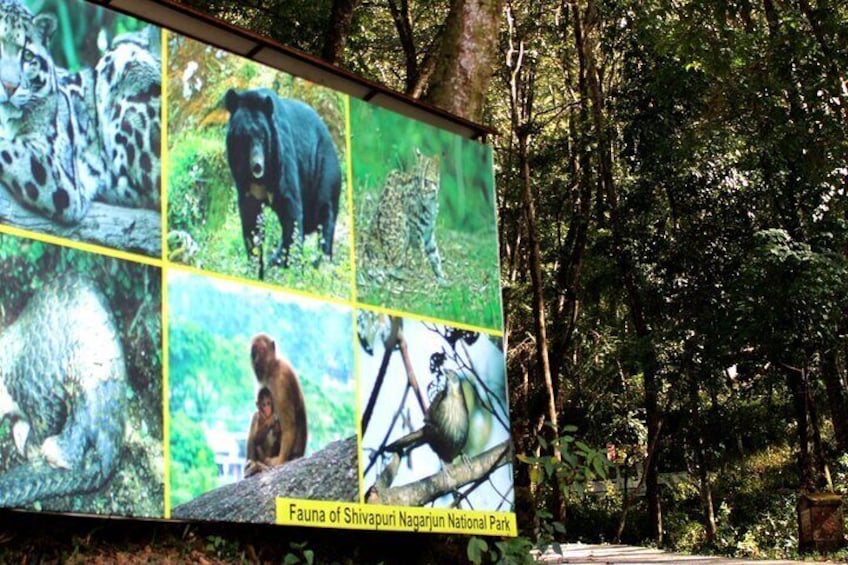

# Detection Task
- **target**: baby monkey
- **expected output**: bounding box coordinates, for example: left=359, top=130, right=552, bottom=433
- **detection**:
left=244, top=387, right=282, bottom=478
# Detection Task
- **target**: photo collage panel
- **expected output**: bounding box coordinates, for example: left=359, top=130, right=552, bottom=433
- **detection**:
left=0, top=0, right=514, bottom=535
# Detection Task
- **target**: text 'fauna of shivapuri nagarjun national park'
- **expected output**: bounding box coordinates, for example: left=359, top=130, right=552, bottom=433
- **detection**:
left=0, top=0, right=514, bottom=536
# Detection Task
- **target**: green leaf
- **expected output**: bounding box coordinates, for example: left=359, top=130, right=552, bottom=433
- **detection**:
left=592, top=456, right=608, bottom=478
left=466, top=536, right=488, bottom=565
left=536, top=509, right=553, bottom=520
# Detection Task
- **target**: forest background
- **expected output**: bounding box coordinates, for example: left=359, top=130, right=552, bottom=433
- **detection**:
left=1, top=0, right=847, bottom=563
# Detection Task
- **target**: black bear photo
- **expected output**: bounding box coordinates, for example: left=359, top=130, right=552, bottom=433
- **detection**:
left=225, top=88, right=342, bottom=276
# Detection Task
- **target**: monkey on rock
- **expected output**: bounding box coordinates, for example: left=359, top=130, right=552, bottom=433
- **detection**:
left=249, top=333, right=307, bottom=467
left=244, top=386, right=283, bottom=477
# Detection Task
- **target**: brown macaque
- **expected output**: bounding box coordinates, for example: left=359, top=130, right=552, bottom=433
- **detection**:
left=250, top=333, right=307, bottom=466
left=244, top=387, right=282, bottom=477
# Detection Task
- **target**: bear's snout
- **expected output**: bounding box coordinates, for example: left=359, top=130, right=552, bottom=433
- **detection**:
left=250, top=144, right=265, bottom=179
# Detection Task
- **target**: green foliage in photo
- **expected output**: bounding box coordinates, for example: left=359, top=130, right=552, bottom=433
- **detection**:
left=350, top=99, right=502, bottom=330
left=166, top=35, right=352, bottom=300
left=168, top=411, right=218, bottom=508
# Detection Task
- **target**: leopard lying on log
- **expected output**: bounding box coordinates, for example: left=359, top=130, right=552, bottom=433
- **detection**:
left=0, top=274, right=126, bottom=507
left=0, top=0, right=161, bottom=224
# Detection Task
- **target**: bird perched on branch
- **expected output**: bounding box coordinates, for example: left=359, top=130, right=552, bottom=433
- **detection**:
left=387, top=369, right=469, bottom=463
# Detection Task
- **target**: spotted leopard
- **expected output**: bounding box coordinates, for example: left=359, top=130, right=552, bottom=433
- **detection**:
left=0, top=0, right=160, bottom=224
left=360, top=149, right=446, bottom=284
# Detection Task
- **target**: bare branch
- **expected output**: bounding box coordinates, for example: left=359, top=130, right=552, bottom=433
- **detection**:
left=361, top=316, right=403, bottom=433
left=368, top=440, right=513, bottom=507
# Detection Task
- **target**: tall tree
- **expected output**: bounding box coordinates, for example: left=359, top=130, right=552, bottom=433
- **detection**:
left=322, top=0, right=362, bottom=64
left=425, top=0, right=506, bottom=121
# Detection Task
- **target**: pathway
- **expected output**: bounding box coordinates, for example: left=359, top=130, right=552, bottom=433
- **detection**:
left=532, top=543, right=841, bottom=564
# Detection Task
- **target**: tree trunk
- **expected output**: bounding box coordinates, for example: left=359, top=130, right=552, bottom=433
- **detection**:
left=425, top=0, right=505, bottom=122
left=787, top=365, right=818, bottom=491
left=574, top=0, right=663, bottom=544
left=763, top=0, right=833, bottom=492
left=796, top=0, right=848, bottom=121
left=517, top=130, right=558, bottom=445
left=387, top=0, right=421, bottom=92
left=551, top=0, right=592, bottom=381
left=823, top=349, right=848, bottom=452
left=518, top=125, right=563, bottom=522
left=321, top=0, right=361, bottom=64
left=689, top=376, right=717, bottom=544
left=504, top=2, right=562, bottom=522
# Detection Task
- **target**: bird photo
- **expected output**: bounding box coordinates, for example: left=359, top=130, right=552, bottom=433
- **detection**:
left=357, top=311, right=512, bottom=510
left=385, top=369, right=469, bottom=464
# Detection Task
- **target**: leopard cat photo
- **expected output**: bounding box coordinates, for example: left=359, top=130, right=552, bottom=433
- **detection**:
left=351, top=99, right=503, bottom=331
left=359, top=148, right=447, bottom=286
left=0, top=0, right=160, bottom=254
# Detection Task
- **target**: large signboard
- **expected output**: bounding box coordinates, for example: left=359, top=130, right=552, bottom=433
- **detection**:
left=0, top=0, right=514, bottom=535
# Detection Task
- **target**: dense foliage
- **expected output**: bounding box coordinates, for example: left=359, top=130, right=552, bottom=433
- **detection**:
left=490, top=0, right=848, bottom=558
left=176, top=0, right=848, bottom=559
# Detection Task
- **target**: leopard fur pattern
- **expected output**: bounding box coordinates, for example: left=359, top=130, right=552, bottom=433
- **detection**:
left=360, top=149, right=446, bottom=285
left=0, top=0, right=160, bottom=224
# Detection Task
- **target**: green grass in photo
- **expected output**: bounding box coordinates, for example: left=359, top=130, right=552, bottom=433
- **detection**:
left=350, top=99, right=502, bottom=330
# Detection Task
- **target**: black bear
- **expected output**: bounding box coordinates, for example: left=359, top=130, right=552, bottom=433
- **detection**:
left=225, top=88, right=342, bottom=277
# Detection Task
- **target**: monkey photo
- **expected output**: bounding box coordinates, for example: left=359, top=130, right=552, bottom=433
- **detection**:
left=250, top=333, right=308, bottom=466
left=167, top=272, right=356, bottom=517
left=244, top=387, right=282, bottom=477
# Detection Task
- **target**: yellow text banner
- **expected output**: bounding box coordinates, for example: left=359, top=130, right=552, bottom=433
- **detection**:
left=276, top=498, right=516, bottom=536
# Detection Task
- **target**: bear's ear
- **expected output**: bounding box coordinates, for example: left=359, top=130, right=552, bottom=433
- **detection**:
left=261, top=94, right=275, bottom=120
left=224, top=89, right=240, bottom=113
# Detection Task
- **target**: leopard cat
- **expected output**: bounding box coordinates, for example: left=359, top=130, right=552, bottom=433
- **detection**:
left=360, top=149, right=447, bottom=285
left=0, top=0, right=160, bottom=225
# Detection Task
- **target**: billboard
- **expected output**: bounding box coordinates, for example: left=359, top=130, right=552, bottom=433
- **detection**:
left=0, top=0, right=514, bottom=535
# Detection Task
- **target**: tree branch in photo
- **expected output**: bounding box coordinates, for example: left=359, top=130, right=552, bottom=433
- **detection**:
left=361, top=316, right=403, bottom=433
left=364, top=383, right=413, bottom=476
left=0, top=194, right=161, bottom=257
left=367, top=439, right=513, bottom=507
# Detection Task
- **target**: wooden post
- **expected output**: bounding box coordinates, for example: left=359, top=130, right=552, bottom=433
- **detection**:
left=798, top=492, right=845, bottom=553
